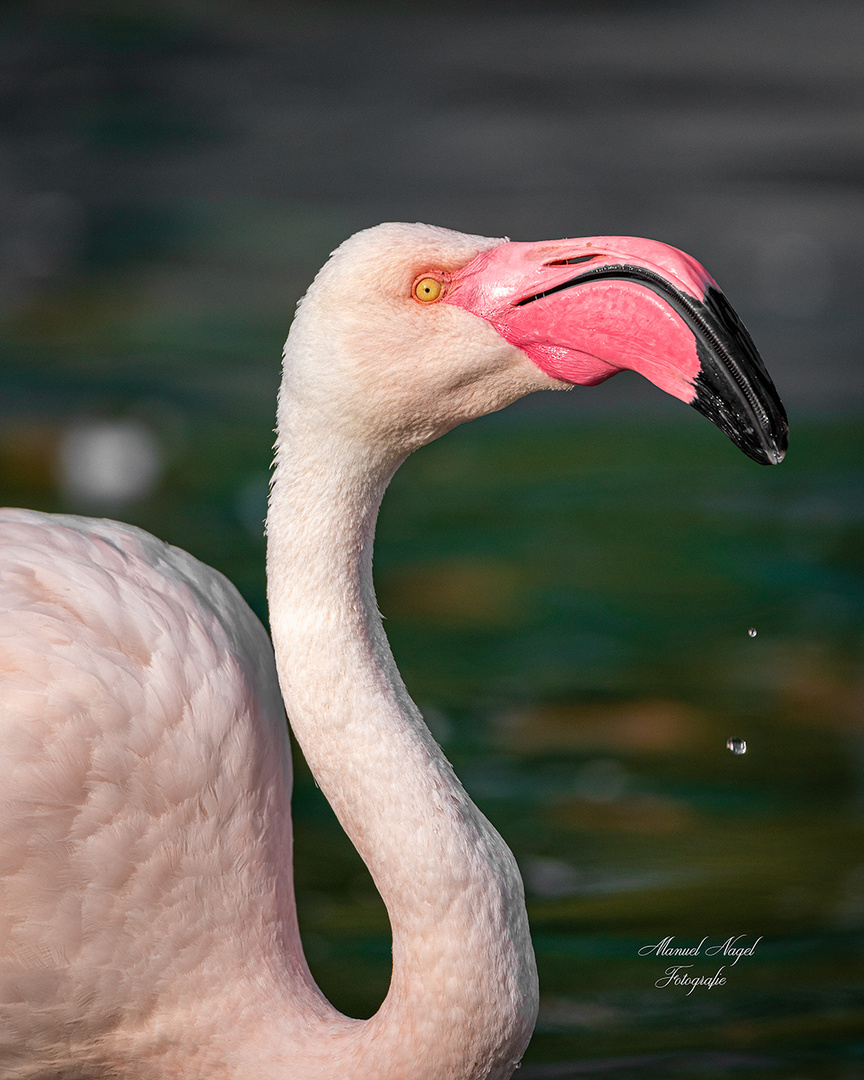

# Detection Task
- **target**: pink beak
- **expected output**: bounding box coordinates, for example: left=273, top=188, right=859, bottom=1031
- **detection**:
left=442, top=236, right=787, bottom=465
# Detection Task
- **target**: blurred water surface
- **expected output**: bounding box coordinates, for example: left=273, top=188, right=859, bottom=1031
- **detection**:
left=1, top=1, right=863, bottom=1076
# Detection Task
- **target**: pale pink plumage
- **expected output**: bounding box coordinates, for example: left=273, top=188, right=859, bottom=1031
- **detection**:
left=0, top=222, right=785, bottom=1078
left=0, top=509, right=304, bottom=1074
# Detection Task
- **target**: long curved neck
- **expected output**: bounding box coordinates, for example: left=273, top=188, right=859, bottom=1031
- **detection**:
left=265, top=387, right=537, bottom=1079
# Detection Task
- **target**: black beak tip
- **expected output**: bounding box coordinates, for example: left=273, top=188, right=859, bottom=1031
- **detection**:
left=687, top=286, right=788, bottom=467
left=768, top=416, right=789, bottom=465
left=691, top=376, right=788, bottom=466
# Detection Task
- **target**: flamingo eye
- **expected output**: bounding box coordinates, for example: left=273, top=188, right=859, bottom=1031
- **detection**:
left=413, top=276, right=443, bottom=303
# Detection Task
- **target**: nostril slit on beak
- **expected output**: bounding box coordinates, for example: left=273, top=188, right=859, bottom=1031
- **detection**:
left=546, top=255, right=599, bottom=266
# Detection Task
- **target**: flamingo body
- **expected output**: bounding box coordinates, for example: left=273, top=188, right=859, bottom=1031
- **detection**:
left=0, top=223, right=786, bottom=1078
left=0, top=509, right=300, bottom=1074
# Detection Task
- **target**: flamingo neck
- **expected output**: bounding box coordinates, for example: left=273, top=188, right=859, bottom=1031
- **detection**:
left=264, top=391, right=538, bottom=1079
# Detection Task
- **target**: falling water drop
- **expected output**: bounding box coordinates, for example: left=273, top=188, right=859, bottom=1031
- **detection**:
left=748, top=627, right=757, bottom=638
left=726, top=737, right=747, bottom=755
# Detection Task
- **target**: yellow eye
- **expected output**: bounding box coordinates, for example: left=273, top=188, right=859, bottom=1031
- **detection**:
left=413, top=276, right=443, bottom=303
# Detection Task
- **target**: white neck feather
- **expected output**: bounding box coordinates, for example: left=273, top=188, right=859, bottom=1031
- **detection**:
left=263, top=370, right=538, bottom=1078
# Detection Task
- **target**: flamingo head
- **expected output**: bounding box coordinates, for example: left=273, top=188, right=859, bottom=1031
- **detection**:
left=285, top=223, right=787, bottom=465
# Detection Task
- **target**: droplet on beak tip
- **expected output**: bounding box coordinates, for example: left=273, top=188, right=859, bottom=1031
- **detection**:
left=748, top=627, right=757, bottom=638
left=726, top=737, right=747, bottom=755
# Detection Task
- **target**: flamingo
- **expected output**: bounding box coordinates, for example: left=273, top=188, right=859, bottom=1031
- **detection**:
left=0, top=222, right=786, bottom=1079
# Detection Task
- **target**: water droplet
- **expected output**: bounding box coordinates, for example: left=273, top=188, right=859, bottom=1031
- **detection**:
left=748, top=627, right=757, bottom=637
left=726, top=737, right=747, bottom=755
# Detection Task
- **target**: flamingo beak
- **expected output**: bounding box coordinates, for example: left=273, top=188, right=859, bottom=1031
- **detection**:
left=443, top=236, right=788, bottom=465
